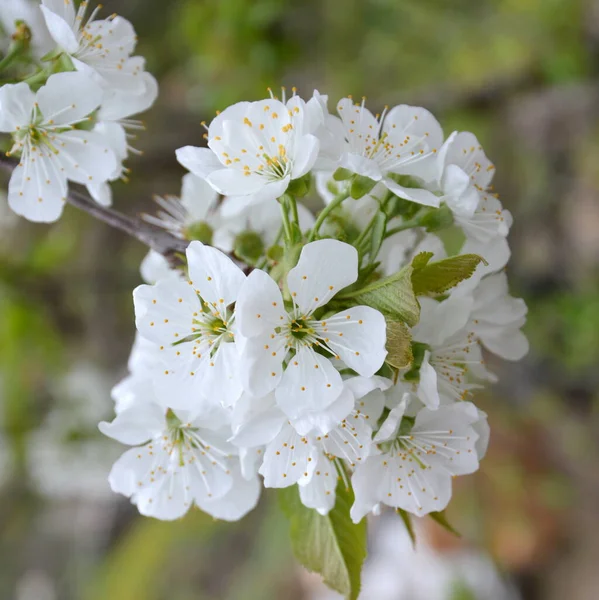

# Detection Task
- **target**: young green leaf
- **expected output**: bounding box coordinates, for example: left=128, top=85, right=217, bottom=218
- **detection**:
left=340, top=264, right=420, bottom=327
left=412, top=254, right=485, bottom=296
left=385, top=319, right=413, bottom=370
left=279, top=483, right=367, bottom=600
left=410, top=251, right=434, bottom=271
left=429, top=510, right=462, bottom=537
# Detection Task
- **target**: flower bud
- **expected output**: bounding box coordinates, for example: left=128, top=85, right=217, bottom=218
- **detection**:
left=234, top=231, right=264, bottom=264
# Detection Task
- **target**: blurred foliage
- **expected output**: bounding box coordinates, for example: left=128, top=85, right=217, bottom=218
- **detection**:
left=0, top=0, right=599, bottom=598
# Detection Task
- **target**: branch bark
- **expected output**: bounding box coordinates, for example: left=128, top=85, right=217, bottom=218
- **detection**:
left=0, top=155, right=189, bottom=265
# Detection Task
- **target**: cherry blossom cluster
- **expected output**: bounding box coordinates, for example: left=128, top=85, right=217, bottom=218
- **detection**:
left=0, top=2, right=528, bottom=529
left=100, top=90, right=528, bottom=521
left=0, top=0, right=157, bottom=221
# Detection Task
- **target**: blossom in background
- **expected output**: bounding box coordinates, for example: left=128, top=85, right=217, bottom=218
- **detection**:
left=235, top=239, right=387, bottom=423
left=40, top=0, right=147, bottom=94
left=176, top=91, right=323, bottom=212
left=0, top=72, right=117, bottom=221
left=133, top=241, right=246, bottom=410
left=0, top=0, right=53, bottom=58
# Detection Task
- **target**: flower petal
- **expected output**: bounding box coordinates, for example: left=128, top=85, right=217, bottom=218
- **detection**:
left=322, top=306, right=387, bottom=377
left=186, top=241, right=246, bottom=313
left=287, top=239, right=358, bottom=314
left=0, top=82, right=35, bottom=132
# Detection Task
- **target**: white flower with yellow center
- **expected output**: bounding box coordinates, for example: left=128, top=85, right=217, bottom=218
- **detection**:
left=176, top=90, right=323, bottom=212
left=235, top=239, right=387, bottom=423
left=319, top=97, right=443, bottom=206
left=351, top=399, right=482, bottom=520
left=133, top=241, right=246, bottom=410
left=0, top=72, right=117, bottom=222
left=100, top=394, right=260, bottom=522
left=40, top=0, right=146, bottom=94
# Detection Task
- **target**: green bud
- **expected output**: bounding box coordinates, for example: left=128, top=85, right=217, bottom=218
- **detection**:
left=184, top=221, right=213, bottom=244
left=234, top=230, right=264, bottom=264
left=332, top=167, right=353, bottom=181
left=267, top=244, right=284, bottom=262
left=350, top=174, right=377, bottom=199
left=418, top=204, right=454, bottom=232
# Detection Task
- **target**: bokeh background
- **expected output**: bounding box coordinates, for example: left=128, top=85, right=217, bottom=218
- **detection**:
left=1, top=0, right=599, bottom=598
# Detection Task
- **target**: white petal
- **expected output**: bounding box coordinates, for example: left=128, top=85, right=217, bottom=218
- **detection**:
left=236, top=269, right=286, bottom=337
left=291, top=134, right=320, bottom=179
left=37, top=72, right=103, bottom=126
left=180, top=173, right=219, bottom=222
left=206, top=168, right=264, bottom=196
left=40, top=5, right=78, bottom=53
left=133, top=278, right=199, bottom=345
left=287, top=239, right=358, bottom=313
left=259, top=423, right=317, bottom=487
left=176, top=146, right=223, bottom=179
left=276, top=346, right=343, bottom=421
left=239, top=334, right=286, bottom=398
left=230, top=392, right=285, bottom=448
left=373, top=393, right=409, bottom=442
left=186, top=241, right=246, bottom=314
left=323, top=306, right=387, bottom=377
left=417, top=352, right=440, bottom=409
left=8, top=155, right=66, bottom=223
left=299, top=452, right=337, bottom=515
left=383, top=105, right=444, bottom=152
left=0, top=82, right=35, bottom=132
left=291, top=383, right=354, bottom=436
left=87, top=181, right=112, bottom=207
left=382, top=177, right=440, bottom=207
left=99, top=403, right=165, bottom=445
left=54, top=130, right=118, bottom=184
left=197, top=468, right=260, bottom=521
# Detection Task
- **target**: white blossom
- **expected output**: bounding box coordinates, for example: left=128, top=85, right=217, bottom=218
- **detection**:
left=100, top=397, right=260, bottom=521
left=351, top=400, right=482, bottom=520
left=317, top=97, right=443, bottom=207
left=235, top=239, right=387, bottom=423
left=40, top=0, right=146, bottom=94
left=133, top=241, right=246, bottom=410
left=176, top=91, right=323, bottom=212
left=0, top=72, right=117, bottom=222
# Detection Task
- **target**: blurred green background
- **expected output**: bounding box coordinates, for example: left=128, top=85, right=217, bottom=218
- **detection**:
left=1, top=0, right=599, bottom=598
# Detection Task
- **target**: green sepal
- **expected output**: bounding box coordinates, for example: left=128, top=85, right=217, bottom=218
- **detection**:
left=367, top=210, right=387, bottom=264
left=429, top=510, right=461, bottom=538
left=411, top=253, right=486, bottom=296
left=287, top=173, right=311, bottom=197
left=397, top=509, right=417, bottom=547
left=418, top=204, right=454, bottom=232
left=279, top=482, right=367, bottom=600
left=333, top=167, right=353, bottom=181
left=350, top=175, right=377, bottom=199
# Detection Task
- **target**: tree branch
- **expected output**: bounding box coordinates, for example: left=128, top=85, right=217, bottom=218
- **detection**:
left=0, top=155, right=189, bottom=265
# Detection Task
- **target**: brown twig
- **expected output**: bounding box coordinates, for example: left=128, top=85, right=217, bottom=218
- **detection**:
left=0, top=155, right=189, bottom=266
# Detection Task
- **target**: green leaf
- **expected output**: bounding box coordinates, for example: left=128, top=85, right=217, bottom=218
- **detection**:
left=385, top=320, right=413, bottom=370
left=368, top=211, right=387, bottom=263
left=350, top=174, right=377, bottom=199
left=397, top=509, right=417, bottom=547
left=412, top=254, right=486, bottom=296
left=410, top=251, right=434, bottom=271
left=333, top=167, right=353, bottom=181
left=341, top=264, right=420, bottom=327
left=279, top=483, right=367, bottom=600
left=429, top=510, right=461, bottom=538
